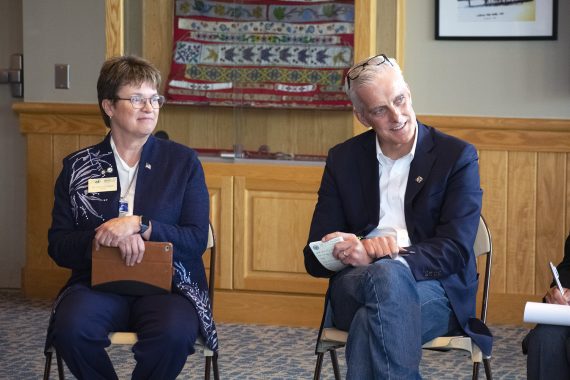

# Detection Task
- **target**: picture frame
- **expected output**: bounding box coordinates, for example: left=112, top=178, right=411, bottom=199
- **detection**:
left=436, top=0, right=558, bottom=40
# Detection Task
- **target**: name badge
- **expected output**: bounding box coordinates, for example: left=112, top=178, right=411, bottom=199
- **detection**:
left=87, top=177, right=117, bottom=193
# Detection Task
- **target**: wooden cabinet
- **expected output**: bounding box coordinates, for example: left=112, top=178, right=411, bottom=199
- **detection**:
left=203, top=162, right=328, bottom=296
left=201, top=162, right=331, bottom=326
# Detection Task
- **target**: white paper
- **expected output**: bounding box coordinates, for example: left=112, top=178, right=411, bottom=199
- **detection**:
left=523, top=302, right=570, bottom=327
left=309, top=236, right=347, bottom=272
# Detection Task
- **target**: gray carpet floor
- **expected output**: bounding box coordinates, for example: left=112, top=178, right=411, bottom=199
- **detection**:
left=0, top=290, right=528, bottom=379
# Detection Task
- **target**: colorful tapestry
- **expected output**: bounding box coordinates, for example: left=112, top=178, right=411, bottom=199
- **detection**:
left=165, top=0, right=354, bottom=109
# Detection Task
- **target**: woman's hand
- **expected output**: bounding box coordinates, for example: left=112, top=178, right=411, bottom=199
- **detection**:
left=545, top=286, right=570, bottom=305
left=94, top=216, right=140, bottom=249
left=324, top=232, right=373, bottom=267
left=118, top=233, right=146, bottom=266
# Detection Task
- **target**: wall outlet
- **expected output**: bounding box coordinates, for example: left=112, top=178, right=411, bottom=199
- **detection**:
left=55, top=64, right=70, bottom=89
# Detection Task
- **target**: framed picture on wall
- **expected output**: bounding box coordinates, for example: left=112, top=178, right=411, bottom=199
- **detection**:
left=436, top=0, right=558, bottom=40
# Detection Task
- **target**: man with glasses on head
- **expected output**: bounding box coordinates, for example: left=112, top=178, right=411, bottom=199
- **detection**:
left=304, top=54, right=492, bottom=378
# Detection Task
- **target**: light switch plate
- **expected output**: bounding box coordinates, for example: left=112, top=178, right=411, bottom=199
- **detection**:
left=55, top=64, right=70, bottom=89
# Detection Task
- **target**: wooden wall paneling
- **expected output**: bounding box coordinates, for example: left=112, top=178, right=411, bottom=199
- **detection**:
left=204, top=174, right=234, bottom=290
left=27, top=134, right=53, bottom=269
left=214, top=291, right=324, bottom=327
left=15, top=107, right=570, bottom=326
left=535, top=153, right=567, bottom=293
left=79, top=134, right=106, bottom=149
left=155, top=106, right=194, bottom=147
left=507, top=151, right=537, bottom=295
left=479, top=150, right=508, bottom=293
left=23, top=133, right=69, bottom=297
left=233, top=176, right=329, bottom=295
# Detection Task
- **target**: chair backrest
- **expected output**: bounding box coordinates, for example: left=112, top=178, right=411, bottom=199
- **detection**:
left=473, top=215, right=493, bottom=323
left=206, top=224, right=217, bottom=307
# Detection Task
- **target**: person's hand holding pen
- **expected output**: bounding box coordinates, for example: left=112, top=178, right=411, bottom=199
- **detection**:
left=545, top=261, right=570, bottom=305
left=545, top=286, right=570, bottom=305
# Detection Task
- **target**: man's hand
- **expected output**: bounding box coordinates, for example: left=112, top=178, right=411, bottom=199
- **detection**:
left=361, top=236, right=399, bottom=260
left=545, top=286, right=570, bottom=305
left=323, top=232, right=373, bottom=266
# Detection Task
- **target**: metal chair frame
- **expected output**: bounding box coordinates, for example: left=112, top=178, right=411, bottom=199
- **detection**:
left=43, top=223, right=220, bottom=380
left=313, top=216, right=493, bottom=380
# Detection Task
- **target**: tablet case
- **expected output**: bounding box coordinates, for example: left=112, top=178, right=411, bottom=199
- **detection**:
left=91, top=241, right=173, bottom=296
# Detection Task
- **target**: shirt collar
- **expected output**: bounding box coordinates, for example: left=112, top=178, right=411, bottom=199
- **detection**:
left=375, top=122, right=418, bottom=165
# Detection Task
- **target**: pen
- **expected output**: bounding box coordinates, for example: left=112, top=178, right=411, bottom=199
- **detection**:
left=549, top=261, right=565, bottom=295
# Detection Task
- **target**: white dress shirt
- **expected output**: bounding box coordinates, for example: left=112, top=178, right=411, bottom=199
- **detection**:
left=110, top=136, right=139, bottom=217
left=367, top=125, right=418, bottom=266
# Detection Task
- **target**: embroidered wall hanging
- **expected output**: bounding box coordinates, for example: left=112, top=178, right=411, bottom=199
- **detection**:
left=165, top=0, right=354, bottom=109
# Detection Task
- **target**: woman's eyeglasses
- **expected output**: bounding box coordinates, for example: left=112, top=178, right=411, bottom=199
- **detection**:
left=114, top=94, right=165, bottom=109
left=346, top=54, right=393, bottom=89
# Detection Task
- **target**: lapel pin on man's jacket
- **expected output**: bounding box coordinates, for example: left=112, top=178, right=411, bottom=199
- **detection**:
left=145, top=163, right=151, bottom=170
left=416, top=176, right=423, bottom=183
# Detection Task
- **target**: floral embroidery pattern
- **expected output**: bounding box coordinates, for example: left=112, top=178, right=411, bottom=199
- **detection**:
left=174, top=261, right=219, bottom=351
left=68, top=148, right=114, bottom=224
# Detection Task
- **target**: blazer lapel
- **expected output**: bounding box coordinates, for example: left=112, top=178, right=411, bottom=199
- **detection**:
left=356, top=131, right=381, bottom=229
left=134, top=135, right=156, bottom=215
left=405, top=123, right=435, bottom=235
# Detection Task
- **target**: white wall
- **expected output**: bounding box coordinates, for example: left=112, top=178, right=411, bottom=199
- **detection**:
left=404, top=0, right=570, bottom=118
left=23, top=0, right=106, bottom=103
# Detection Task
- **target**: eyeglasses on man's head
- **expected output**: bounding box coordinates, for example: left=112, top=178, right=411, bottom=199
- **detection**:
left=113, top=94, right=165, bottom=109
left=346, top=54, right=393, bottom=89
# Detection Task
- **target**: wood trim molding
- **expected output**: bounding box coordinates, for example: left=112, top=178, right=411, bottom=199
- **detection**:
left=419, top=114, right=570, bottom=153
left=396, top=0, right=406, bottom=66
left=13, top=102, right=570, bottom=151
left=418, top=114, right=570, bottom=132
left=13, top=102, right=106, bottom=135
left=105, top=0, right=124, bottom=58
left=354, top=0, right=377, bottom=62
left=13, top=102, right=99, bottom=115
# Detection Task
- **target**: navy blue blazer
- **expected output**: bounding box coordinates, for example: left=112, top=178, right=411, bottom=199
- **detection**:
left=304, top=122, right=492, bottom=356
left=47, top=133, right=217, bottom=351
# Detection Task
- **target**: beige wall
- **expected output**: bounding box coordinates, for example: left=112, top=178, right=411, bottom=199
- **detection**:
left=22, top=0, right=105, bottom=103
left=21, top=0, right=570, bottom=118
left=404, top=0, right=570, bottom=118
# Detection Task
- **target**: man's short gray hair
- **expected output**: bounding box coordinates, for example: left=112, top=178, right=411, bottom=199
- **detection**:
left=344, top=56, right=404, bottom=112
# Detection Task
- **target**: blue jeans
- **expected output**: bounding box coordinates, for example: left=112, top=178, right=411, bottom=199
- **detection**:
left=329, top=259, right=459, bottom=379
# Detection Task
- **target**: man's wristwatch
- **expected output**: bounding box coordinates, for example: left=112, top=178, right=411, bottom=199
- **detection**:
left=139, top=215, right=150, bottom=234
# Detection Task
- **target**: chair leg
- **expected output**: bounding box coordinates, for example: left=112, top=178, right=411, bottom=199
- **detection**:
left=472, top=362, right=480, bottom=380
left=483, top=358, right=492, bottom=380
left=313, top=352, right=325, bottom=380
left=212, top=352, right=219, bottom=380
left=55, top=351, right=65, bottom=380
left=330, top=349, right=341, bottom=380
left=43, top=352, right=52, bottom=380
left=205, top=356, right=211, bottom=380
